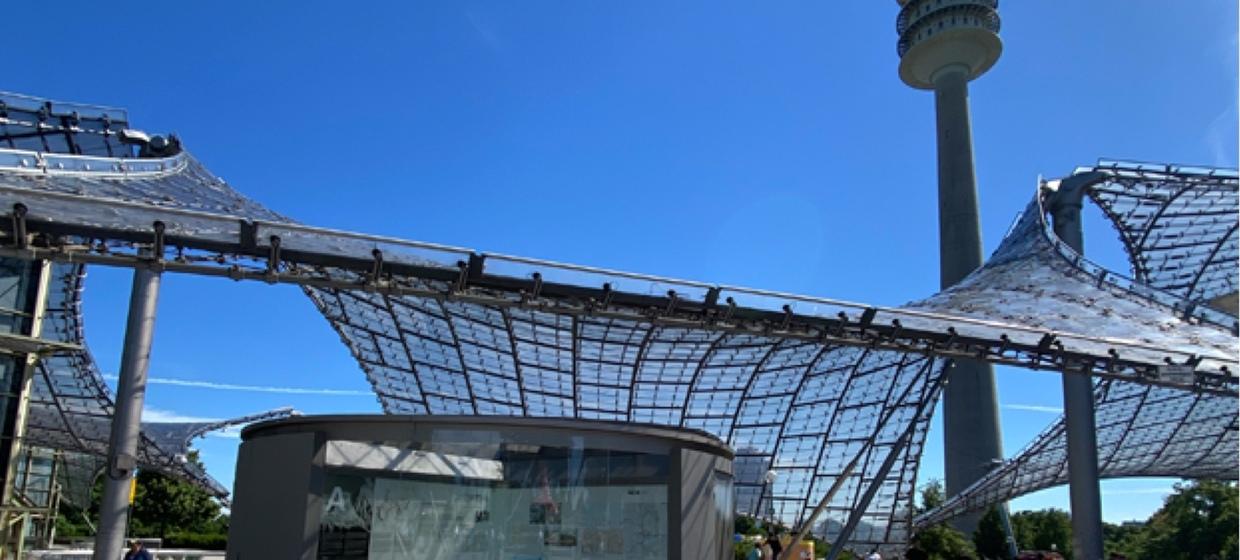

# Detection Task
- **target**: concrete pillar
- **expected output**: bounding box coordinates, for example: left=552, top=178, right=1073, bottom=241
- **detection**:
left=932, top=65, right=1006, bottom=535
left=93, top=267, right=161, bottom=560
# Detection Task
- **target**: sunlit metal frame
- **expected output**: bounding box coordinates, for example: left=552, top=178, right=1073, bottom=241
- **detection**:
left=1085, top=161, right=1238, bottom=306
left=0, top=93, right=1234, bottom=555
left=915, top=163, right=1240, bottom=527
left=21, top=261, right=296, bottom=500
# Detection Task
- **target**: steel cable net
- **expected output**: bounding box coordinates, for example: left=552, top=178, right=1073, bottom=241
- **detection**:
left=916, top=379, right=1238, bottom=528
left=0, top=92, right=1236, bottom=554
left=0, top=93, right=292, bottom=502
left=0, top=254, right=235, bottom=498
left=915, top=164, right=1239, bottom=528
left=311, top=285, right=945, bottom=550
left=905, top=190, right=1236, bottom=362
left=1085, top=161, right=1239, bottom=306
left=21, top=261, right=295, bottom=503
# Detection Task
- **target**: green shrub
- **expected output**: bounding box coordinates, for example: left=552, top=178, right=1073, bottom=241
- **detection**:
left=163, top=532, right=227, bottom=550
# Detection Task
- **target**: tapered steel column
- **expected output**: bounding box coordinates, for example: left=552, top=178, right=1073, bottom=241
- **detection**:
left=93, top=267, right=161, bottom=560
left=1047, top=173, right=1107, bottom=560
left=932, top=65, right=1006, bottom=535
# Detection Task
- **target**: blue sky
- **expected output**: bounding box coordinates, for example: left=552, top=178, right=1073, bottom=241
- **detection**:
left=7, top=1, right=1236, bottom=523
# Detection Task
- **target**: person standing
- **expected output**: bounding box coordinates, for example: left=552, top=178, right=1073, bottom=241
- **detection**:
left=766, top=533, right=783, bottom=559
left=760, top=537, right=775, bottom=560
left=123, top=539, right=153, bottom=560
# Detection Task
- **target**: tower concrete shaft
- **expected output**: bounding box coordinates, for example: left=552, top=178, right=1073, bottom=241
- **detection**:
left=932, top=66, right=1006, bottom=535
left=895, top=0, right=1006, bottom=535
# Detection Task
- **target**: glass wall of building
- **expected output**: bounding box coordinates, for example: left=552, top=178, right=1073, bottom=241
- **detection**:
left=228, top=416, right=733, bottom=560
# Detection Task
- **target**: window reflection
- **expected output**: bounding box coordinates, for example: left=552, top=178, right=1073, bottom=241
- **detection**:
left=317, top=432, right=670, bottom=560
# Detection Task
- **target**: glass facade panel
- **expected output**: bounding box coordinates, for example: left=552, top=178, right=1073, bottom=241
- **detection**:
left=317, top=432, right=671, bottom=560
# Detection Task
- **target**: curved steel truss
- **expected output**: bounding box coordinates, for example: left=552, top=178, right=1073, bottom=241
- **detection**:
left=0, top=92, right=1234, bottom=554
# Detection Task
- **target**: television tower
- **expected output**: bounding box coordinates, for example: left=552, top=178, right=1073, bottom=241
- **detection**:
left=895, top=0, right=1006, bottom=535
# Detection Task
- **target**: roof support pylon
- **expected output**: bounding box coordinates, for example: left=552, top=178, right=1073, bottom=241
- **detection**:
left=1047, top=171, right=1109, bottom=560
left=92, top=263, right=162, bottom=560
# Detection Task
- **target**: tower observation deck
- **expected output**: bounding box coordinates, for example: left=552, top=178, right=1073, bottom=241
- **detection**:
left=897, top=0, right=1002, bottom=90
left=894, top=0, right=1010, bottom=541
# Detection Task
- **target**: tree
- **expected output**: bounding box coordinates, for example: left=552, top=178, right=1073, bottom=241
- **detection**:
left=736, top=514, right=763, bottom=536
left=973, top=506, right=1010, bottom=559
left=1009, top=509, right=1072, bottom=558
left=130, top=452, right=223, bottom=540
left=910, top=480, right=978, bottom=560
left=55, top=474, right=104, bottom=538
left=1102, top=520, right=1144, bottom=559
left=912, top=525, right=978, bottom=560
left=54, top=450, right=226, bottom=545
left=918, top=480, right=1238, bottom=560
left=735, top=539, right=757, bottom=560
left=1131, top=479, right=1238, bottom=560
left=919, top=480, right=946, bottom=512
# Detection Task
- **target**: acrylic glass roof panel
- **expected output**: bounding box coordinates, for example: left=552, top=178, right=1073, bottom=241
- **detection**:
left=56, top=450, right=107, bottom=508
left=311, top=279, right=947, bottom=556
left=906, top=191, right=1237, bottom=376
left=140, top=407, right=296, bottom=456
left=0, top=141, right=946, bottom=552
left=914, top=164, right=1240, bottom=527
left=25, top=406, right=230, bottom=498
left=0, top=92, right=1236, bottom=552
left=1084, top=162, right=1239, bottom=305
left=0, top=153, right=284, bottom=225
left=0, top=150, right=1230, bottom=390
left=0, top=92, right=133, bottom=158
left=914, top=380, right=1238, bottom=529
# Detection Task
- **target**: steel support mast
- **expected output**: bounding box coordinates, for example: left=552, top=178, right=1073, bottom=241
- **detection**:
left=1046, top=172, right=1108, bottom=560
left=93, top=265, right=162, bottom=560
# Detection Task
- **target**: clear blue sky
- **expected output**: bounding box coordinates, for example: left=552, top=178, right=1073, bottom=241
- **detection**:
left=7, top=1, right=1236, bottom=522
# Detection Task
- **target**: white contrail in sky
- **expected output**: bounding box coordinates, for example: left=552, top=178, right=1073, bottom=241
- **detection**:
left=105, top=374, right=372, bottom=396
left=1002, top=403, right=1063, bottom=414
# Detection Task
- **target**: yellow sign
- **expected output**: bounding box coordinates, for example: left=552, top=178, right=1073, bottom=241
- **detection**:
left=128, top=477, right=137, bottom=504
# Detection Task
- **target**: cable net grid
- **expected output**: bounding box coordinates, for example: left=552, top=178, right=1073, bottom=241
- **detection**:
left=915, top=165, right=1239, bottom=527
left=1085, top=162, right=1238, bottom=305
left=0, top=93, right=1236, bottom=554
left=915, top=379, right=1237, bottom=528
left=17, top=261, right=295, bottom=502
left=312, top=278, right=946, bottom=551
